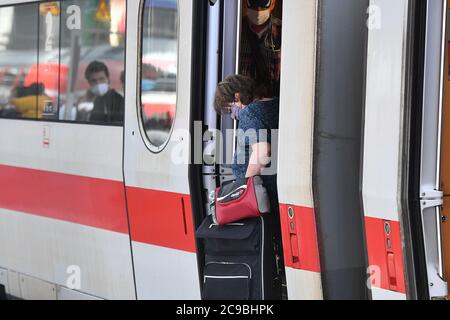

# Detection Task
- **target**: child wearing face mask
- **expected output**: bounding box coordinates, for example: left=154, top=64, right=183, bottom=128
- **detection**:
left=240, top=0, right=282, bottom=98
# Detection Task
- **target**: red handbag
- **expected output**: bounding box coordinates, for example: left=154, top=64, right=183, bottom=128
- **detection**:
left=212, top=176, right=271, bottom=225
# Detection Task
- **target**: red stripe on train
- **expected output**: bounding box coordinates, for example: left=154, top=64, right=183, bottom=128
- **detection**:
left=279, top=204, right=321, bottom=273
left=0, top=165, right=129, bottom=234
left=126, top=187, right=197, bottom=253
left=0, top=165, right=196, bottom=253
left=365, top=217, right=406, bottom=294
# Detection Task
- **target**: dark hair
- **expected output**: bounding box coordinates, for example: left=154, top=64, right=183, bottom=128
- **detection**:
left=214, top=74, right=269, bottom=114
left=17, top=82, right=45, bottom=97
left=85, top=61, right=110, bottom=81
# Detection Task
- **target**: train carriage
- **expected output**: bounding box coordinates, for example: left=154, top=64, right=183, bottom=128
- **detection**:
left=0, top=0, right=449, bottom=301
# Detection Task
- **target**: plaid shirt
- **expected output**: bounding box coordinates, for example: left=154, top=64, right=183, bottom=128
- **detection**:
left=239, top=16, right=282, bottom=97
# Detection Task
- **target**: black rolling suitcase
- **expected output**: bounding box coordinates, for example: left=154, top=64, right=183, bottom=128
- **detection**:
left=197, top=214, right=281, bottom=300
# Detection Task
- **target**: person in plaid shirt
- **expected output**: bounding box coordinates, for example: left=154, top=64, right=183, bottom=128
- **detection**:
left=240, top=0, right=282, bottom=97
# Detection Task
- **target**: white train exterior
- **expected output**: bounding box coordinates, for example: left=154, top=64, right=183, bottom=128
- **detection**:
left=0, top=0, right=448, bottom=300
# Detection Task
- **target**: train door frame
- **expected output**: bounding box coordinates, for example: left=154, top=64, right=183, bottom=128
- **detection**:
left=191, top=0, right=349, bottom=301
left=440, top=0, right=450, bottom=301
left=191, top=0, right=292, bottom=300
left=401, top=0, right=430, bottom=300
left=399, top=0, right=450, bottom=300
left=414, top=0, right=449, bottom=299
left=189, top=0, right=221, bottom=298
left=189, top=0, right=208, bottom=295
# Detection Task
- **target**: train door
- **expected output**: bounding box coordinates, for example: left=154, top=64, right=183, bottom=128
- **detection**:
left=440, top=0, right=450, bottom=301
left=123, top=0, right=200, bottom=299
left=276, top=0, right=323, bottom=300
left=362, top=0, right=412, bottom=300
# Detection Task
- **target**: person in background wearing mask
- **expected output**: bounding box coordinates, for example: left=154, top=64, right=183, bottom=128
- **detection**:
left=240, top=0, right=282, bottom=97
left=85, top=61, right=124, bottom=125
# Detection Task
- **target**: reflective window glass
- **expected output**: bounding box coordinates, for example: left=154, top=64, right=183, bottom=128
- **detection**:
left=141, top=0, right=178, bottom=149
left=59, top=0, right=126, bottom=125
left=38, top=2, right=61, bottom=120
left=0, top=1, right=126, bottom=125
left=0, top=4, right=39, bottom=119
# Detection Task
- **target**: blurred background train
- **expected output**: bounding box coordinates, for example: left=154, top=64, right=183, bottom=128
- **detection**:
left=0, top=0, right=449, bottom=300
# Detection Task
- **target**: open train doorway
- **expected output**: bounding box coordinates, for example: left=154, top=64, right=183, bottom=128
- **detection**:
left=193, top=0, right=286, bottom=300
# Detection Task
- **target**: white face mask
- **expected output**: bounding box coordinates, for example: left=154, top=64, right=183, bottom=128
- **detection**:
left=247, top=8, right=271, bottom=26
left=91, top=83, right=109, bottom=96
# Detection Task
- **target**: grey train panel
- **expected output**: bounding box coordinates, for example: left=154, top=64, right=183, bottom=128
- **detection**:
left=313, top=0, right=370, bottom=300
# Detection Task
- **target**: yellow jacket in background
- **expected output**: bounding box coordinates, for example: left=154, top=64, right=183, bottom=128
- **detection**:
left=11, top=95, right=51, bottom=119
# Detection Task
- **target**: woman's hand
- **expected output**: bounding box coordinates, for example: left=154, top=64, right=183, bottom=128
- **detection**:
left=246, top=142, right=271, bottom=177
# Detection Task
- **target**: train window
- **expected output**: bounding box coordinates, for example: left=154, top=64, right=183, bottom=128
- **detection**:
left=59, top=0, right=126, bottom=125
left=0, top=0, right=126, bottom=125
left=140, top=0, right=178, bottom=150
left=0, top=4, right=39, bottom=119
